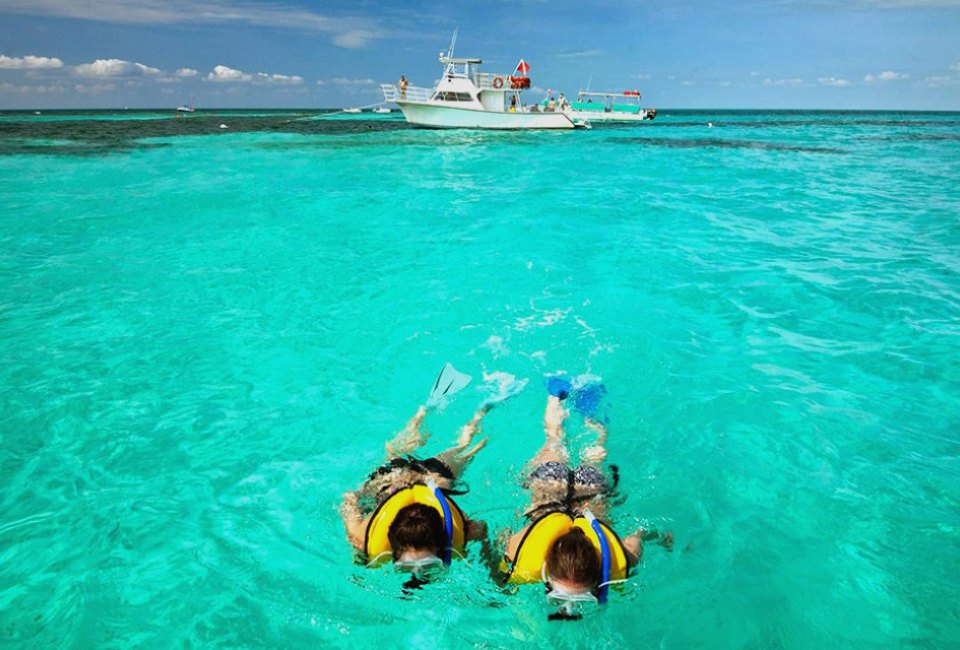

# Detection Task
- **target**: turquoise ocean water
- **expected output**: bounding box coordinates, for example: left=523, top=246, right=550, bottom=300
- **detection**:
left=1, top=110, right=959, bottom=648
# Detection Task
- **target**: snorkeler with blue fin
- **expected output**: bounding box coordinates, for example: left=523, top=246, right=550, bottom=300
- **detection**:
left=498, top=376, right=672, bottom=619
left=340, top=363, right=517, bottom=579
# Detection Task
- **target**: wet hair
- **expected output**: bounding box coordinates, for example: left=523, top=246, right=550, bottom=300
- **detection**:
left=546, top=528, right=601, bottom=588
left=387, top=504, right=446, bottom=560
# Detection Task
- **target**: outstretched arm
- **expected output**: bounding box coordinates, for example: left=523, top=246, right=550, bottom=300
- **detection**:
left=623, top=527, right=674, bottom=567
left=339, top=491, right=367, bottom=553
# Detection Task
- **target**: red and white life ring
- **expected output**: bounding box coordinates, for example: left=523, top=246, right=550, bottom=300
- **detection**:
left=492, top=76, right=504, bottom=89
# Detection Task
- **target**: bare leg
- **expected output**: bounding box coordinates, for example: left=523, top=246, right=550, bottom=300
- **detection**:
left=525, top=395, right=571, bottom=471
left=434, top=406, right=491, bottom=479
left=384, top=405, right=429, bottom=459
left=579, top=418, right=608, bottom=467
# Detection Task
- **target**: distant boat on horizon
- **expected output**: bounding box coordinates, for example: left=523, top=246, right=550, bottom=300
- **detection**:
left=176, top=104, right=196, bottom=113
left=342, top=107, right=363, bottom=114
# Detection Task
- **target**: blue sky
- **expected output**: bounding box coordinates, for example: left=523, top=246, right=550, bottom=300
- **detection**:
left=1, top=0, right=958, bottom=109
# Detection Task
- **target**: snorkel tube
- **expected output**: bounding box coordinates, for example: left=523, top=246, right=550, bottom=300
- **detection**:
left=584, top=510, right=611, bottom=605
left=426, top=479, right=453, bottom=566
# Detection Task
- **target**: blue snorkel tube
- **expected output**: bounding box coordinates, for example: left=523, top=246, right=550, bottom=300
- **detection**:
left=584, top=510, right=610, bottom=605
left=427, top=479, right=453, bottom=566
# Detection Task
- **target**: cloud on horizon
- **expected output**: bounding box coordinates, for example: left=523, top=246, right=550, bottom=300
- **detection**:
left=207, top=65, right=303, bottom=84
left=207, top=65, right=252, bottom=83
left=864, top=70, right=909, bottom=82
left=818, top=77, right=852, bottom=87
left=0, top=54, right=64, bottom=69
left=73, top=58, right=161, bottom=77
left=763, top=77, right=804, bottom=86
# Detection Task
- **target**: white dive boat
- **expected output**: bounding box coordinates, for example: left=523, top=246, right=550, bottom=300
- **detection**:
left=565, top=91, right=656, bottom=123
left=175, top=104, right=195, bottom=113
left=342, top=107, right=363, bottom=114
left=381, top=38, right=574, bottom=130
left=372, top=107, right=392, bottom=114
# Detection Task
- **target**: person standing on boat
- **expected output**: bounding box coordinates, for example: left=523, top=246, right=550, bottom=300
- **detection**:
left=547, top=96, right=557, bottom=112
left=399, top=75, right=408, bottom=99
left=509, top=95, right=518, bottom=113
left=558, top=93, right=567, bottom=110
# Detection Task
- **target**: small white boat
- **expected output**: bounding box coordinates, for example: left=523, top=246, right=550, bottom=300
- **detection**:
left=565, top=91, right=656, bottom=123
left=372, top=107, right=392, bottom=114
left=381, top=35, right=574, bottom=130
left=176, top=104, right=195, bottom=113
left=342, top=108, right=363, bottom=114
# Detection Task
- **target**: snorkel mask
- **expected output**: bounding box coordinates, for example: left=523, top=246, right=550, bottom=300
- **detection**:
left=543, top=510, right=625, bottom=621
left=367, top=479, right=455, bottom=580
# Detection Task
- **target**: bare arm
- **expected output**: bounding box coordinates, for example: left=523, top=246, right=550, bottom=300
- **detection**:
left=339, top=491, right=367, bottom=553
left=623, top=531, right=643, bottom=567
left=623, top=528, right=674, bottom=567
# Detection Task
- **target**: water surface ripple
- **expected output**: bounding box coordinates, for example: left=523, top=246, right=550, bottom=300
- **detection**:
left=1, top=110, right=959, bottom=648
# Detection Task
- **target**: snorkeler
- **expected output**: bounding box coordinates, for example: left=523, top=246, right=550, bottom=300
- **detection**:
left=499, top=379, right=672, bottom=615
left=339, top=364, right=492, bottom=577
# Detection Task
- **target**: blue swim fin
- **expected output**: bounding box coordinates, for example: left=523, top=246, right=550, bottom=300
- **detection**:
left=426, top=362, right=473, bottom=408
left=545, top=376, right=572, bottom=400
left=573, top=383, right=607, bottom=419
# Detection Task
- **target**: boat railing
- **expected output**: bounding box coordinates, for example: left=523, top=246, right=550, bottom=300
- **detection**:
left=472, top=73, right=523, bottom=90
left=382, top=84, right=433, bottom=103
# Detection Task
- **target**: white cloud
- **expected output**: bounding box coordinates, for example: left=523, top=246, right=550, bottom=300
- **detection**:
left=949, top=62, right=960, bottom=71
left=207, top=65, right=252, bottom=82
left=0, top=54, right=63, bottom=69
left=0, top=81, right=65, bottom=93
left=864, top=70, right=909, bottom=83
left=554, top=49, right=604, bottom=60
left=174, top=67, right=198, bottom=77
left=680, top=80, right=694, bottom=86
left=0, top=0, right=382, bottom=48
left=719, top=81, right=732, bottom=86
left=818, top=77, right=851, bottom=87
left=333, top=30, right=377, bottom=49
left=74, top=82, right=116, bottom=93
left=763, top=77, right=804, bottom=86
left=255, top=72, right=303, bottom=84
left=923, top=75, right=958, bottom=87
left=328, top=77, right=377, bottom=85
left=74, top=58, right=160, bottom=77
left=206, top=66, right=301, bottom=84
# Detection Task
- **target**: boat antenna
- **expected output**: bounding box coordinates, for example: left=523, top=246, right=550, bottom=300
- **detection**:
left=447, top=28, right=458, bottom=59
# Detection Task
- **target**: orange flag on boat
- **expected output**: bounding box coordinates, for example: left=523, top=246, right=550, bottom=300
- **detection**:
left=515, top=59, right=530, bottom=74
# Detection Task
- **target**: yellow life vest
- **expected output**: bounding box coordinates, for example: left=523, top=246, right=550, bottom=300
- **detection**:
left=364, top=483, right=467, bottom=563
left=499, top=512, right=630, bottom=584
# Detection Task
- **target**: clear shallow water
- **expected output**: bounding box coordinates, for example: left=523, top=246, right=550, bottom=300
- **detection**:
left=1, top=110, right=959, bottom=648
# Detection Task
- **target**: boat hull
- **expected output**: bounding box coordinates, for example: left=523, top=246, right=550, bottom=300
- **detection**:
left=397, top=102, right=574, bottom=130
left=566, top=110, right=652, bottom=123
